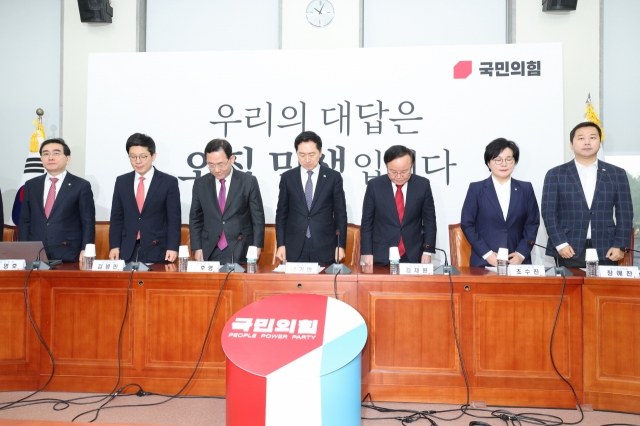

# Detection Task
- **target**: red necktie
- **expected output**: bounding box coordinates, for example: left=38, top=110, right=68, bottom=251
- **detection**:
left=136, top=177, right=145, bottom=239
left=395, top=184, right=406, bottom=257
left=44, top=177, right=59, bottom=219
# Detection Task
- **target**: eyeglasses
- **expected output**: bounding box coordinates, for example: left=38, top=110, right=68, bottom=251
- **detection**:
left=492, top=157, right=515, bottom=165
left=129, top=154, right=150, bottom=161
left=388, top=169, right=411, bottom=177
left=207, top=159, right=230, bottom=170
left=41, top=151, right=63, bottom=158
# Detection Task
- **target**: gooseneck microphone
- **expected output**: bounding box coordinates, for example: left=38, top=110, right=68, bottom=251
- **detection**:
left=325, top=230, right=351, bottom=274
left=220, top=234, right=245, bottom=273
left=426, top=244, right=460, bottom=275
left=26, top=241, right=71, bottom=270
left=621, top=246, right=640, bottom=254
left=123, top=240, right=157, bottom=271
left=528, top=240, right=573, bottom=276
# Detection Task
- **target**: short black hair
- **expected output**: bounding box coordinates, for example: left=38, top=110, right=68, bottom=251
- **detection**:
left=126, top=133, right=156, bottom=155
left=294, top=131, right=322, bottom=151
left=484, top=138, right=519, bottom=170
left=570, top=121, right=602, bottom=142
left=40, top=138, right=71, bottom=156
left=383, top=145, right=415, bottom=165
left=204, top=138, right=233, bottom=159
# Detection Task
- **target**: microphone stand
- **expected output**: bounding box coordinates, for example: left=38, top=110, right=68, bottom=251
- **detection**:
left=26, top=242, right=70, bottom=270
left=530, top=241, right=574, bottom=277
left=124, top=240, right=157, bottom=271
left=325, top=230, right=351, bottom=274
left=220, top=235, right=245, bottom=273
left=431, top=246, right=460, bottom=275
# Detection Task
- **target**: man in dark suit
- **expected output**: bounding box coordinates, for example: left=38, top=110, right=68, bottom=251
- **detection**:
left=18, top=138, right=95, bottom=262
left=109, top=133, right=181, bottom=263
left=190, top=138, right=265, bottom=263
left=275, top=131, right=347, bottom=264
left=542, top=122, right=633, bottom=267
left=361, top=145, right=437, bottom=266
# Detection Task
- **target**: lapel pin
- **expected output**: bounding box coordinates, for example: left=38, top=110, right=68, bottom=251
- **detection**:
left=515, top=188, right=518, bottom=191
left=602, top=168, right=606, bottom=171
left=323, top=175, right=326, bottom=177
left=68, top=183, right=71, bottom=186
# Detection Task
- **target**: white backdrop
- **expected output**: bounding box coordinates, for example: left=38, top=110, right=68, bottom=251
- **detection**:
left=86, top=44, right=564, bottom=264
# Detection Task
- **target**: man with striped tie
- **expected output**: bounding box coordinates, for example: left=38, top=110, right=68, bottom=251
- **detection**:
left=189, top=138, right=265, bottom=263
left=109, top=133, right=181, bottom=264
left=18, top=138, right=95, bottom=262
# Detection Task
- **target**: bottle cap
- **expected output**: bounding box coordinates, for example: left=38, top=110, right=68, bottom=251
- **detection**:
left=84, top=244, right=96, bottom=257
left=246, top=245, right=258, bottom=260
left=585, top=248, right=599, bottom=262
left=178, top=245, right=190, bottom=258
left=497, top=248, right=509, bottom=261
left=389, top=247, right=400, bottom=261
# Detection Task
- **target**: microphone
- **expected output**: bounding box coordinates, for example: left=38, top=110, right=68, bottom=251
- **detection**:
left=124, top=240, right=157, bottom=271
left=621, top=246, right=640, bottom=254
left=529, top=240, right=574, bottom=277
left=220, top=234, right=245, bottom=273
left=325, top=230, right=351, bottom=274
left=426, top=244, right=460, bottom=275
left=26, top=241, right=71, bottom=270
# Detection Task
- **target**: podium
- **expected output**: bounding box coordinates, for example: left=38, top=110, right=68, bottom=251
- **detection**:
left=221, top=293, right=367, bottom=426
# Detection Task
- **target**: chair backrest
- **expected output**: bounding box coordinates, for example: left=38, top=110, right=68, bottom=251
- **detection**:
left=619, top=228, right=636, bottom=266
left=180, top=224, right=191, bottom=253
left=2, top=225, right=18, bottom=242
left=259, top=224, right=277, bottom=267
left=448, top=223, right=471, bottom=268
left=345, top=224, right=360, bottom=267
left=95, top=221, right=111, bottom=259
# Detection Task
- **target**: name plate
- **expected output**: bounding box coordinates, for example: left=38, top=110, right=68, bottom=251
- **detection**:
left=0, top=259, right=26, bottom=270
left=187, top=261, right=221, bottom=272
left=508, top=264, right=546, bottom=277
left=598, top=265, right=640, bottom=279
left=285, top=262, right=321, bottom=274
left=92, top=260, right=125, bottom=271
left=399, top=263, right=434, bottom=275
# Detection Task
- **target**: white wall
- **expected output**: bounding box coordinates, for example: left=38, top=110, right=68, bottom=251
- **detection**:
left=61, top=0, right=140, bottom=180
left=516, top=0, right=600, bottom=162
left=0, top=0, right=61, bottom=225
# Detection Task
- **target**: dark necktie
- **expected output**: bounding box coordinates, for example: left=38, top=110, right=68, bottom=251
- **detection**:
left=305, top=171, right=313, bottom=238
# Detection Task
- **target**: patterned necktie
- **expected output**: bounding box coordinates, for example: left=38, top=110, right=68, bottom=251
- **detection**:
left=44, top=177, right=59, bottom=219
left=395, top=184, right=406, bottom=257
left=305, top=171, right=313, bottom=238
left=217, top=178, right=228, bottom=250
left=136, top=176, right=145, bottom=239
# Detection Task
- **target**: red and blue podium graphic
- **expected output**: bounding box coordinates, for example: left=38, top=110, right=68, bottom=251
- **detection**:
left=221, top=293, right=368, bottom=426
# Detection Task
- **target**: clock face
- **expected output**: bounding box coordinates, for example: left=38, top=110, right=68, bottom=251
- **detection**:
left=306, top=0, right=335, bottom=28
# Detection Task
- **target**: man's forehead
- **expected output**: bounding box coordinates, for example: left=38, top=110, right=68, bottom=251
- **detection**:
left=42, top=144, right=64, bottom=152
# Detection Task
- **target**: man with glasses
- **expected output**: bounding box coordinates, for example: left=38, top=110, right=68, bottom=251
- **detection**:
left=275, top=131, right=347, bottom=264
left=190, top=138, right=265, bottom=263
left=109, top=133, right=181, bottom=263
left=360, top=145, right=437, bottom=266
left=18, top=138, right=96, bottom=262
left=542, top=122, right=633, bottom=268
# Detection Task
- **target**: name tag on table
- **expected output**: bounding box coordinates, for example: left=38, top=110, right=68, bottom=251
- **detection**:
left=92, top=260, right=125, bottom=271
left=508, top=265, right=545, bottom=277
left=187, top=261, right=221, bottom=272
left=598, top=265, right=640, bottom=279
left=399, top=263, right=434, bottom=275
left=285, top=262, right=322, bottom=274
left=0, top=259, right=26, bottom=270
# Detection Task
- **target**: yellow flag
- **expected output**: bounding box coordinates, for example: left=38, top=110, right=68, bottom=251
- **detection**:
left=585, top=97, right=604, bottom=141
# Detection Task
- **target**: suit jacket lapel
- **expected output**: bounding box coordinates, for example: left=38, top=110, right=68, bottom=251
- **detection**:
left=49, top=173, right=73, bottom=218
left=593, top=162, right=607, bottom=202
left=483, top=176, right=505, bottom=222
left=403, top=175, right=418, bottom=219
left=506, top=178, right=521, bottom=224
left=142, top=169, right=161, bottom=213
left=207, top=174, right=223, bottom=217
left=380, top=176, right=401, bottom=225
left=293, top=166, right=308, bottom=208
left=567, top=161, right=589, bottom=208
left=34, top=175, right=46, bottom=216
left=310, top=166, right=328, bottom=212
left=224, top=169, right=241, bottom=215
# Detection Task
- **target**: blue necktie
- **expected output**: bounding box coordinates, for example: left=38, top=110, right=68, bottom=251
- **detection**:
left=305, top=171, right=313, bottom=238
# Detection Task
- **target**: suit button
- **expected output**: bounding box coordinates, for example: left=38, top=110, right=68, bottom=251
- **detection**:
left=307, top=216, right=310, bottom=220
left=47, top=223, right=50, bottom=226
left=139, top=217, right=142, bottom=220
left=222, top=221, right=225, bottom=224
left=590, top=212, right=594, bottom=215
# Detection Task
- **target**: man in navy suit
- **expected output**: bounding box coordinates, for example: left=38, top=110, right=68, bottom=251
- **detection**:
left=109, top=133, right=181, bottom=263
left=542, top=122, right=633, bottom=267
left=461, top=138, right=540, bottom=267
left=190, top=139, right=265, bottom=263
left=275, top=131, right=347, bottom=264
left=361, top=145, right=437, bottom=266
left=18, top=138, right=95, bottom=262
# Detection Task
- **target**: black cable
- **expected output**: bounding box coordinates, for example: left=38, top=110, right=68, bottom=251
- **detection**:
left=72, top=268, right=234, bottom=422
left=333, top=268, right=339, bottom=299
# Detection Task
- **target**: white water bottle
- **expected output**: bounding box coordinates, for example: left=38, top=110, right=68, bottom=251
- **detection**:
left=246, top=245, right=258, bottom=274
left=497, top=247, right=509, bottom=276
left=84, top=243, right=96, bottom=270
left=585, top=248, right=599, bottom=277
left=178, top=245, right=190, bottom=272
left=389, top=247, right=400, bottom=275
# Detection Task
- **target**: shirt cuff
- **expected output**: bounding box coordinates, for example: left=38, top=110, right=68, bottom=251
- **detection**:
left=482, top=250, right=493, bottom=260
left=556, top=243, right=569, bottom=252
left=515, top=251, right=525, bottom=261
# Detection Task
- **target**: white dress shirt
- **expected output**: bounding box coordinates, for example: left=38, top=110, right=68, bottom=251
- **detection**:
left=43, top=170, right=68, bottom=205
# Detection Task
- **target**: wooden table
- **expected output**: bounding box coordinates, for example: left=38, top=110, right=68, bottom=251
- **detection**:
left=1, top=264, right=638, bottom=414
